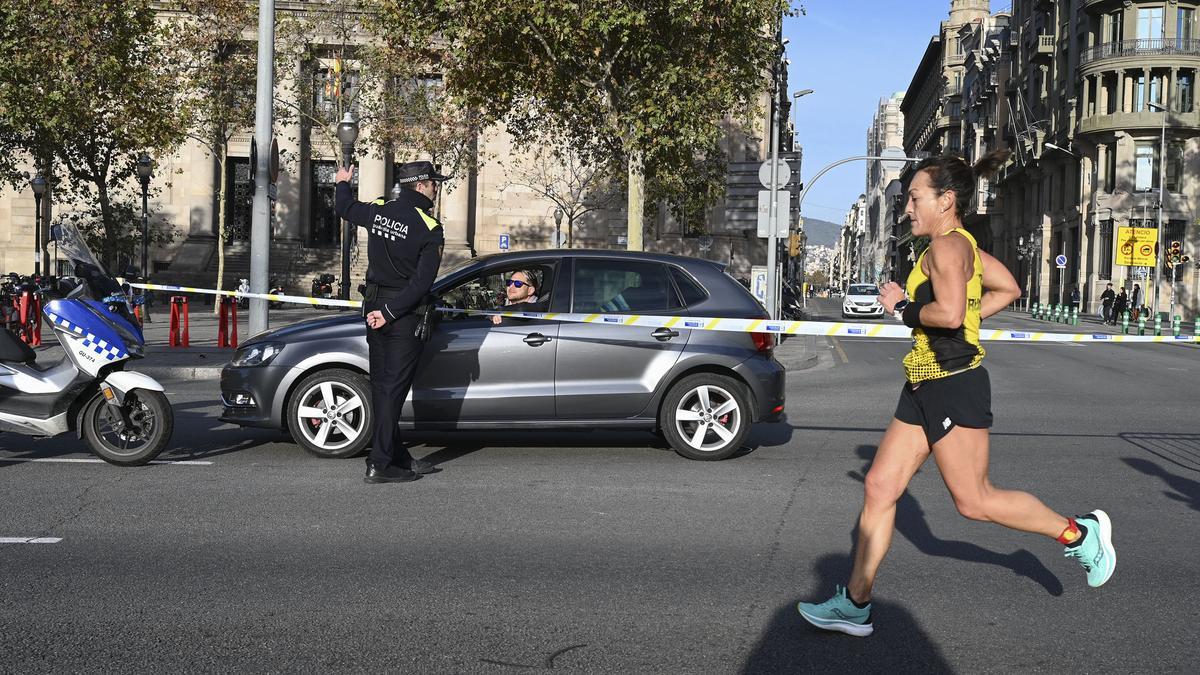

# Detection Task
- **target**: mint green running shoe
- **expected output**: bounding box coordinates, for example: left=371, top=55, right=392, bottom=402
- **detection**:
left=1065, top=510, right=1116, bottom=587
left=797, top=585, right=873, bottom=637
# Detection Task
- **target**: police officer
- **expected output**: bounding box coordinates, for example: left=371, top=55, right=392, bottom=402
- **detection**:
left=334, top=160, right=446, bottom=484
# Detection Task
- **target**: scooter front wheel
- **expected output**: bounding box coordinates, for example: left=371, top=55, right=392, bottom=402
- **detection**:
left=81, top=390, right=174, bottom=466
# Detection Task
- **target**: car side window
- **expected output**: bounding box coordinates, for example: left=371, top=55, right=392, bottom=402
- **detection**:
left=572, top=259, right=681, bottom=313
left=668, top=266, right=708, bottom=307
left=440, top=264, right=554, bottom=319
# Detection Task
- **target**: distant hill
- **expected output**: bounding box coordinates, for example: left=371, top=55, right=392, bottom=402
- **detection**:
left=800, top=217, right=841, bottom=249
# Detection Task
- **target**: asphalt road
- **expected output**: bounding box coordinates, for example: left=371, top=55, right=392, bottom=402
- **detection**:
left=2, top=298, right=1198, bottom=672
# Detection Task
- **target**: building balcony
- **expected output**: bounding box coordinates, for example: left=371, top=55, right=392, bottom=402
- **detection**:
left=1032, top=34, right=1055, bottom=61
left=1080, top=39, right=1200, bottom=67
left=1078, top=110, right=1200, bottom=135
left=946, top=53, right=966, bottom=66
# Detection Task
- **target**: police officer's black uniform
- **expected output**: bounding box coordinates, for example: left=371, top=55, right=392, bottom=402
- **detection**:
left=335, top=160, right=445, bottom=483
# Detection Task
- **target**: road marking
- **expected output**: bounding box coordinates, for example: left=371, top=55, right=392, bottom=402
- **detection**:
left=0, top=537, right=62, bottom=544
left=0, top=457, right=213, bottom=466
left=829, top=337, right=849, bottom=364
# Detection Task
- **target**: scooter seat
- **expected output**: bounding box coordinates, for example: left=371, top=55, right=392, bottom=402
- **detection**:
left=0, top=327, right=36, bottom=364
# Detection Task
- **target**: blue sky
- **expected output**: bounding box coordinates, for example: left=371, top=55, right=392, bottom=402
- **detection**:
left=782, top=1, right=1008, bottom=225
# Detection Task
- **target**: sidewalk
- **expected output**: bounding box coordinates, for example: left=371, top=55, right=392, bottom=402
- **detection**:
left=992, top=306, right=1198, bottom=337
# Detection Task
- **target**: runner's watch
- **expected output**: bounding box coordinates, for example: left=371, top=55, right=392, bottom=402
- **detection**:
left=892, top=299, right=909, bottom=317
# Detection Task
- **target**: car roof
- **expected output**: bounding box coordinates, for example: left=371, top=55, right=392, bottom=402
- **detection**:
left=463, top=249, right=728, bottom=272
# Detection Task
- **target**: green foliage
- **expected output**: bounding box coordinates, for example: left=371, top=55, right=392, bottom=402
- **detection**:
left=0, top=0, right=184, bottom=267
left=370, top=0, right=789, bottom=222
left=50, top=193, right=179, bottom=274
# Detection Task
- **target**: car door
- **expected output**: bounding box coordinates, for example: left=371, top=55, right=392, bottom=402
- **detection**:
left=554, top=257, right=692, bottom=419
left=403, top=261, right=561, bottom=424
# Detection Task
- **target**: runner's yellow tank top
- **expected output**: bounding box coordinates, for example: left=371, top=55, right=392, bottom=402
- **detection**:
left=902, top=227, right=985, bottom=383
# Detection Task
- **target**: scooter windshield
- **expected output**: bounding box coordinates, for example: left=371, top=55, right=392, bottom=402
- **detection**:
left=51, top=221, right=124, bottom=302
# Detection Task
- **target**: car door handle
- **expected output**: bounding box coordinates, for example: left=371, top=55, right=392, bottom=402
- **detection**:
left=651, top=327, right=679, bottom=342
left=523, top=333, right=552, bottom=346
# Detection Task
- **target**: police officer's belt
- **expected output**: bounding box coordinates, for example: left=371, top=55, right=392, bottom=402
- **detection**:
left=360, top=282, right=408, bottom=301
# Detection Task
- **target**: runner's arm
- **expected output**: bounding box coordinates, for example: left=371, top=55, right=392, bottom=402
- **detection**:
left=978, top=250, right=1021, bottom=319
left=916, top=234, right=971, bottom=328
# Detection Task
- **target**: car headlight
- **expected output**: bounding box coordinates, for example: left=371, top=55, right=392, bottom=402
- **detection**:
left=230, top=342, right=284, bottom=368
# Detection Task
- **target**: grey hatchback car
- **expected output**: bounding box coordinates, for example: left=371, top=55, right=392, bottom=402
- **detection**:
left=220, top=250, right=786, bottom=460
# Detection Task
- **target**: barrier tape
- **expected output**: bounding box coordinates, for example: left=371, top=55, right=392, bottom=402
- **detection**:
left=129, top=282, right=1200, bottom=344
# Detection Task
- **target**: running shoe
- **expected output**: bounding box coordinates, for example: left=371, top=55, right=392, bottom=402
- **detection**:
left=797, top=585, right=873, bottom=637
left=1065, top=510, right=1116, bottom=587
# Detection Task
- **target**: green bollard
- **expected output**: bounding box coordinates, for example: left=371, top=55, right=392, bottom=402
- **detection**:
left=1122, top=311, right=1130, bottom=334
left=1173, top=315, right=1182, bottom=337
left=1138, top=314, right=1147, bottom=335
left=1030, top=302, right=1038, bottom=316
left=1072, top=307, right=1079, bottom=326
left=1049, top=304, right=1057, bottom=322
left=1056, top=305, right=1064, bottom=323
left=1154, top=313, right=1162, bottom=337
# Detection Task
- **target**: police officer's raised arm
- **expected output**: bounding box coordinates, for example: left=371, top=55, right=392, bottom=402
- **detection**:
left=334, top=165, right=374, bottom=226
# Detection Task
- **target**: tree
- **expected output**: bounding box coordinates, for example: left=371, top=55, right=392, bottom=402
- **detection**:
left=0, top=0, right=183, bottom=269
left=499, top=141, right=621, bottom=248
left=167, top=0, right=262, bottom=301
left=370, top=0, right=790, bottom=250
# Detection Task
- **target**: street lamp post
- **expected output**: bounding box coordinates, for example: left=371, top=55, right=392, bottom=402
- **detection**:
left=336, top=112, right=359, bottom=301
left=791, top=89, right=814, bottom=156
left=553, top=207, right=564, bottom=249
left=30, top=175, right=46, bottom=276
left=136, top=154, right=153, bottom=280
left=1147, top=101, right=1170, bottom=321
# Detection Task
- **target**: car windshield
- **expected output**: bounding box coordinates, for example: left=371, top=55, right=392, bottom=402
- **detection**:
left=848, top=285, right=878, bottom=296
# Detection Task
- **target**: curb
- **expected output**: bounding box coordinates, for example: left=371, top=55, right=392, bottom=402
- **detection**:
left=144, top=366, right=225, bottom=381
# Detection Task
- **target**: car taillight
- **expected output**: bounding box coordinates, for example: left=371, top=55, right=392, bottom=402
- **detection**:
left=751, top=332, right=774, bottom=352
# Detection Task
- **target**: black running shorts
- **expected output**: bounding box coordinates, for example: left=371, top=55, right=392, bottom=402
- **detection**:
left=894, top=366, right=993, bottom=446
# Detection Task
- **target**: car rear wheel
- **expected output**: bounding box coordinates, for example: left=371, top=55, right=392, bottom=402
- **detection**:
left=659, top=374, right=750, bottom=461
left=287, top=369, right=372, bottom=459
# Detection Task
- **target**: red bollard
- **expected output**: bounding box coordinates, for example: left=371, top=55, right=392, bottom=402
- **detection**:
left=217, top=296, right=239, bottom=349
left=168, top=296, right=190, bottom=347
left=17, top=290, right=41, bottom=346
left=30, top=294, right=41, bottom=346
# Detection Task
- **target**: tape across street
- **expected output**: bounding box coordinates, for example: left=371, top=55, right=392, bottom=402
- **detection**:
left=129, top=283, right=1200, bottom=344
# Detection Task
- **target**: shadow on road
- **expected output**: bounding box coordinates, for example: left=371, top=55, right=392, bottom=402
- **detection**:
left=1122, top=456, right=1200, bottom=513
left=1119, top=432, right=1200, bottom=472
left=847, top=444, right=1063, bottom=596
left=741, top=553, right=953, bottom=673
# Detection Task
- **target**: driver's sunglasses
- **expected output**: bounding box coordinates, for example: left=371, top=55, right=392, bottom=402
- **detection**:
left=505, top=279, right=529, bottom=288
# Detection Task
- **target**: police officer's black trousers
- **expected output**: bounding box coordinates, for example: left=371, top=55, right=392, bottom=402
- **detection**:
left=366, top=313, right=424, bottom=469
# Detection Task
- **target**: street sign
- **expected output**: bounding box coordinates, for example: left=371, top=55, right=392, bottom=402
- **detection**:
left=1055, top=254, right=1067, bottom=268
left=758, top=159, right=792, bottom=188
left=757, top=190, right=791, bottom=238
left=750, top=266, right=768, bottom=307
left=1114, top=226, right=1157, bottom=267
left=499, top=234, right=510, bottom=250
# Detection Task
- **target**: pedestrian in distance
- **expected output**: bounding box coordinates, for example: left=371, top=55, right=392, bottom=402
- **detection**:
left=1100, top=282, right=1115, bottom=324
left=1130, top=283, right=1142, bottom=321
left=335, top=160, right=447, bottom=484
left=797, top=150, right=1116, bottom=638
left=1113, top=287, right=1129, bottom=324
left=1069, top=286, right=1081, bottom=315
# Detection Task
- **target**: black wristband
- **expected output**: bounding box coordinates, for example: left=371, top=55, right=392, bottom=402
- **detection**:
left=902, top=301, right=926, bottom=329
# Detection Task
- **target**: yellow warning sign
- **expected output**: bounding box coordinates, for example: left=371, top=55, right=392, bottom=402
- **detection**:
left=1114, top=226, right=1158, bottom=267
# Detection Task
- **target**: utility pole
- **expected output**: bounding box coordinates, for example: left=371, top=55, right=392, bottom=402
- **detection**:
left=249, top=0, right=275, bottom=336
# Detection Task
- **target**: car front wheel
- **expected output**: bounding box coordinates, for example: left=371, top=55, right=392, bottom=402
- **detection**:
left=287, top=369, right=373, bottom=458
left=659, top=374, right=750, bottom=461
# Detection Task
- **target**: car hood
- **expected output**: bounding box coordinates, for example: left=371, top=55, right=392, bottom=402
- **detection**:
left=845, top=295, right=880, bottom=303
left=244, top=314, right=363, bottom=346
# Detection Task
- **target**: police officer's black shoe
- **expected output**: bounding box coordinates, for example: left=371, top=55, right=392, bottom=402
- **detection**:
left=408, top=459, right=442, bottom=475
left=364, top=464, right=420, bottom=484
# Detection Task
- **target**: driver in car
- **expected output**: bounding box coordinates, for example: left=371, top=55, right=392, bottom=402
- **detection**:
left=490, top=270, right=547, bottom=324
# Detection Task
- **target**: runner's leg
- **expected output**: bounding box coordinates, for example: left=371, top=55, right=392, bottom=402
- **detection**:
left=846, top=418, right=932, bottom=604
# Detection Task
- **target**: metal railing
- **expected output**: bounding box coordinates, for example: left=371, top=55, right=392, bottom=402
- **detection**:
left=1081, top=38, right=1200, bottom=65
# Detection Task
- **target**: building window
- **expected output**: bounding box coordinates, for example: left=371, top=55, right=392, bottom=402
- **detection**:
left=1099, top=219, right=1113, bottom=281
left=1104, top=144, right=1117, bottom=192
left=1138, top=7, right=1164, bottom=41
left=1135, top=74, right=1146, bottom=112
left=1179, top=8, right=1194, bottom=47
left=1135, top=141, right=1159, bottom=191
left=223, top=158, right=252, bottom=242
left=309, top=161, right=354, bottom=248
left=1166, top=139, right=1185, bottom=192
left=1108, top=10, right=1124, bottom=43
left=1179, top=71, right=1195, bottom=112
left=313, top=65, right=361, bottom=119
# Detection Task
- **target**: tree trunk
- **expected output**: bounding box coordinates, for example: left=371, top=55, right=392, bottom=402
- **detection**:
left=214, top=152, right=228, bottom=315
left=96, top=181, right=118, bottom=272
left=626, top=149, right=644, bottom=251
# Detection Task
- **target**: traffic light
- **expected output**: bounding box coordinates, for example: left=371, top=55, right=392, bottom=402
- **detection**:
left=787, top=232, right=801, bottom=257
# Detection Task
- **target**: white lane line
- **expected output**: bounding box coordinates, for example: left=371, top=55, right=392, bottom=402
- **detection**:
left=0, top=537, right=62, bottom=544
left=0, top=457, right=213, bottom=466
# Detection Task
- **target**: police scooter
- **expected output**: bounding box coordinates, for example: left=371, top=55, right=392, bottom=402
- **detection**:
left=0, top=221, right=173, bottom=466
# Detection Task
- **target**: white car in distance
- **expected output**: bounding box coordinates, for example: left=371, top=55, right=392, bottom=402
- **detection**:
left=841, top=283, right=885, bottom=319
